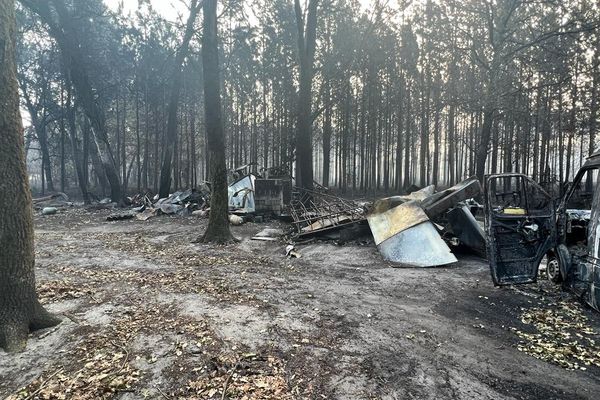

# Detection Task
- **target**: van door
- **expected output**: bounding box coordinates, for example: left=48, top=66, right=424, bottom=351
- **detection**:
left=484, top=174, right=556, bottom=285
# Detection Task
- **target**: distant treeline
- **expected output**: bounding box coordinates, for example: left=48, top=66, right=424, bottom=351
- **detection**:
left=17, top=0, right=600, bottom=198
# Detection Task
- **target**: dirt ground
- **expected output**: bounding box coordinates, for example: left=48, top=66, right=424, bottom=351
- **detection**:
left=1, top=207, right=600, bottom=399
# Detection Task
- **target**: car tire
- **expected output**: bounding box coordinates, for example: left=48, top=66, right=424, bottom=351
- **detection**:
left=546, top=256, right=563, bottom=283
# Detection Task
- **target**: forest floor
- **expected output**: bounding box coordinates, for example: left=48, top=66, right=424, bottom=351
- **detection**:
left=1, top=207, right=600, bottom=399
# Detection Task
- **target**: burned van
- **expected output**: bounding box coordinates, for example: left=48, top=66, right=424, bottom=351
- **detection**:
left=484, top=152, right=600, bottom=312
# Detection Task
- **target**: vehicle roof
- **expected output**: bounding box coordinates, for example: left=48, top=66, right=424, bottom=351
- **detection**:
left=583, top=152, right=600, bottom=168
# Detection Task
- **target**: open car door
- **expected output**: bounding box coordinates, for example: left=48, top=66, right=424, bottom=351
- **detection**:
left=484, top=174, right=556, bottom=285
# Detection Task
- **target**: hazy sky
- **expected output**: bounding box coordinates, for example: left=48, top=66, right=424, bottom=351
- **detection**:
left=105, top=0, right=182, bottom=21
left=104, top=0, right=376, bottom=21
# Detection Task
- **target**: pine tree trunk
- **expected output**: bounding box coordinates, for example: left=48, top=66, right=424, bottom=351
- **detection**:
left=199, top=0, right=235, bottom=244
left=403, top=83, right=411, bottom=189
left=294, top=0, right=319, bottom=192
left=447, top=104, right=455, bottom=185
left=322, top=78, right=331, bottom=187
left=67, top=94, right=90, bottom=204
left=37, top=123, right=55, bottom=192
left=394, top=77, right=404, bottom=190
left=121, top=94, right=127, bottom=191
left=590, top=37, right=599, bottom=158
left=0, top=0, right=59, bottom=352
left=158, top=0, right=199, bottom=198
left=475, top=106, right=494, bottom=183
left=432, top=78, right=441, bottom=186
left=88, top=128, right=110, bottom=197
left=59, top=86, right=67, bottom=192
left=135, top=78, right=141, bottom=192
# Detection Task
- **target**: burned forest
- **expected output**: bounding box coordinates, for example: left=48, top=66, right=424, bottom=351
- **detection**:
left=2, top=0, right=600, bottom=399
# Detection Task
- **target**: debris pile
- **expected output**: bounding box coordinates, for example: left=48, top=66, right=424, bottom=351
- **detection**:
left=33, top=192, right=73, bottom=213
left=107, top=188, right=209, bottom=222
left=251, top=228, right=282, bottom=242
left=97, top=167, right=484, bottom=268
left=283, top=177, right=484, bottom=266
left=366, top=177, right=484, bottom=266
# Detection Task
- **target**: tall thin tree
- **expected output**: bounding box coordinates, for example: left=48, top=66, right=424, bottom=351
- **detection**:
left=158, top=0, right=201, bottom=198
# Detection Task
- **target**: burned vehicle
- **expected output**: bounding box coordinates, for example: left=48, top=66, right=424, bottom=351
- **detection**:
left=484, top=153, right=600, bottom=312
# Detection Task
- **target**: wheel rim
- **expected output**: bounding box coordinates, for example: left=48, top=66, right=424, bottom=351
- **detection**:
left=547, top=258, right=560, bottom=280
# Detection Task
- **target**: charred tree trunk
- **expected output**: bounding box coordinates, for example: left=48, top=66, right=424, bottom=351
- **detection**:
left=294, top=0, right=319, bottom=192
left=59, top=87, right=67, bottom=192
left=322, top=77, right=331, bottom=187
left=135, top=76, right=141, bottom=192
left=36, top=123, right=54, bottom=192
left=121, top=94, right=127, bottom=191
left=590, top=39, right=599, bottom=158
left=403, top=83, right=411, bottom=189
left=190, top=103, right=197, bottom=188
left=447, top=103, right=455, bottom=185
left=394, top=89, right=403, bottom=191
left=419, top=72, right=429, bottom=187
left=475, top=106, right=494, bottom=182
left=432, top=73, right=441, bottom=186
left=88, top=125, right=110, bottom=197
left=66, top=92, right=90, bottom=204
left=158, top=0, right=200, bottom=198
left=199, top=0, right=235, bottom=244
left=475, top=55, right=500, bottom=183
left=0, top=0, right=59, bottom=352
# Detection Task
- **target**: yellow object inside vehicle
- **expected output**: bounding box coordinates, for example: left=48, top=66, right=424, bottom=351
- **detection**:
left=503, top=207, right=526, bottom=215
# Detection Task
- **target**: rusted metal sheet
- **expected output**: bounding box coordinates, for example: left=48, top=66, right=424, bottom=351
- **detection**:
left=367, top=199, right=457, bottom=267
left=397, top=185, right=435, bottom=203
left=367, top=200, right=429, bottom=245
left=377, top=221, right=458, bottom=267
left=422, top=177, right=482, bottom=218
left=447, top=205, right=486, bottom=257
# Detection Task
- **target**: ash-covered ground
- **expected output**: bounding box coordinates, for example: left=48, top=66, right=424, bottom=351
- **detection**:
left=1, top=208, right=600, bottom=399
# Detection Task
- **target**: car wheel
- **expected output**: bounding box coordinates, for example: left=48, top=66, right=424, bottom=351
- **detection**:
left=546, top=256, right=563, bottom=283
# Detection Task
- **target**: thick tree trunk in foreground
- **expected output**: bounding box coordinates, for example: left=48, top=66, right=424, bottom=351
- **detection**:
left=0, top=0, right=59, bottom=352
left=199, top=0, right=235, bottom=244
left=294, top=0, right=319, bottom=192
left=158, top=0, right=200, bottom=198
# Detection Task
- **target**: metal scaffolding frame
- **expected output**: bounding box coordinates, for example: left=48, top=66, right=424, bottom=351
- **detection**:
left=289, top=188, right=367, bottom=237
